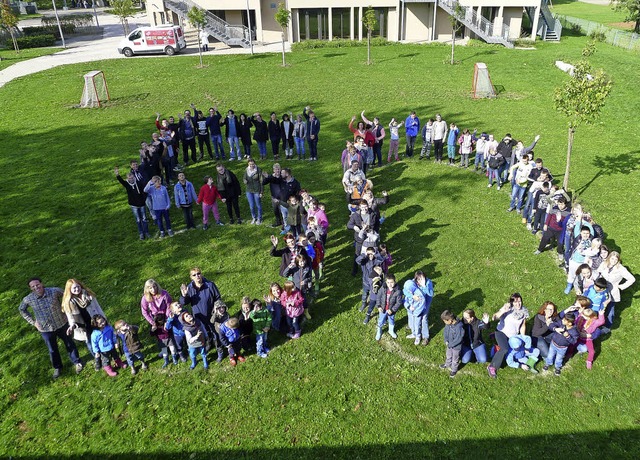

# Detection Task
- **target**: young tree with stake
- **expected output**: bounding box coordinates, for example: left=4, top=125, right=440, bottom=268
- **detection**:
left=275, top=2, right=290, bottom=67
left=188, top=6, right=207, bottom=68
left=362, top=7, right=377, bottom=66
left=554, top=45, right=612, bottom=191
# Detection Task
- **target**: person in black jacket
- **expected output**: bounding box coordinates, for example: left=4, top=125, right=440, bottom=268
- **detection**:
left=191, top=104, right=213, bottom=161
left=262, top=163, right=284, bottom=229
left=238, top=113, right=253, bottom=159
left=178, top=110, right=198, bottom=164
left=251, top=113, right=269, bottom=160
left=215, top=163, right=242, bottom=224
left=268, top=112, right=282, bottom=160
left=281, top=113, right=295, bottom=159
left=115, top=166, right=150, bottom=240
left=375, top=274, right=403, bottom=341
left=269, top=234, right=309, bottom=278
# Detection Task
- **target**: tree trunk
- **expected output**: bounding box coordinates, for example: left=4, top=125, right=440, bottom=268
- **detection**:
left=563, top=126, right=575, bottom=191
left=635, top=19, right=640, bottom=34
left=10, top=28, right=20, bottom=54
left=450, top=29, right=455, bottom=65
left=367, top=30, right=371, bottom=65
left=281, top=31, right=286, bottom=66
left=197, top=35, right=203, bottom=67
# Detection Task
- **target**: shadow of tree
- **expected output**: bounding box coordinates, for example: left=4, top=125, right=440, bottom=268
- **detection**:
left=574, top=150, right=640, bottom=196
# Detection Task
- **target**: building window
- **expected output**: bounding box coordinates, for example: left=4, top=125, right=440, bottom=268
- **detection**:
left=371, top=8, right=388, bottom=38
left=332, top=8, right=350, bottom=39
left=480, top=7, right=498, bottom=22
left=209, top=10, right=226, bottom=21
left=299, top=8, right=329, bottom=40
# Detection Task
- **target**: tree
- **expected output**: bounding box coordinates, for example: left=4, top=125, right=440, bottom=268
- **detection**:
left=448, top=2, right=465, bottom=65
left=553, top=46, right=612, bottom=191
left=0, top=0, right=20, bottom=55
left=611, top=0, right=640, bottom=33
left=362, top=6, right=377, bottom=65
left=110, top=0, right=137, bottom=36
left=187, top=6, right=206, bottom=68
left=274, top=2, right=290, bottom=67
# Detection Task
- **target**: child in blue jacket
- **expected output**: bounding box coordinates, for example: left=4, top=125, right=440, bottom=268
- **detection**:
left=91, top=314, right=126, bottom=377
left=219, top=317, right=246, bottom=367
left=166, top=302, right=187, bottom=362
left=506, top=335, right=540, bottom=373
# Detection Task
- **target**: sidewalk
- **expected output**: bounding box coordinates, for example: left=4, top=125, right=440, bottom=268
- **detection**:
left=0, top=8, right=287, bottom=88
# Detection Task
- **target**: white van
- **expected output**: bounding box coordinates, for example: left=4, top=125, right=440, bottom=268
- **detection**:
left=118, top=25, right=187, bottom=57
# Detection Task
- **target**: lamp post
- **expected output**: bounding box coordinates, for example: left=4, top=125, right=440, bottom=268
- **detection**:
left=52, top=0, right=66, bottom=48
left=246, top=0, right=253, bottom=54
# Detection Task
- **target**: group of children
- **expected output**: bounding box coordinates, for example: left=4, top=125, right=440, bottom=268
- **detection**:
left=342, top=116, right=635, bottom=378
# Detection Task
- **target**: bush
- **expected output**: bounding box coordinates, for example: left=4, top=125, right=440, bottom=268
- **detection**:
left=292, top=37, right=395, bottom=51
left=589, top=29, right=607, bottom=42
left=15, top=34, right=56, bottom=49
left=41, top=13, right=94, bottom=28
left=22, top=24, right=76, bottom=39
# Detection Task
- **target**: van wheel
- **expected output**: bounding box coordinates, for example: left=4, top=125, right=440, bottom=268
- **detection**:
left=122, top=48, right=133, bottom=57
left=164, top=46, right=176, bottom=56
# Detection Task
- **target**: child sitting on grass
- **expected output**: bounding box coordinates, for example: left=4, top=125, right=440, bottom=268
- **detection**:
left=181, top=311, right=208, bottom=370
left=506, top=335, right=540, bottom=373
left=219, top=317, right=246, bottom=367
left=91, top=314, right=126, bottom=377
left=249, top=299, right=272, bottom=358
left=440, top=310, right=464, bottom=378
left=460, top=309, right=489, bottom=365
left=114, top=319, right=148, bottom=375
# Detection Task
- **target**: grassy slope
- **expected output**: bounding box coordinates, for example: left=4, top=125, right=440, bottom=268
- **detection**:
left=0, top=37, right=639, bottom=458
left=550, top=0, right=632, bottom=29
left=0, top=47, right=62, bottom=71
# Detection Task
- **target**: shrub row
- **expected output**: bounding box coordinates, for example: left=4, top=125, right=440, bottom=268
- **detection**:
left=22, top=24, right=76, bottom=39
left=15, top=34, right=56, bottom=48
left=292, top=37, right=396, bottom=51
left=41, top=13, right=94, bottom=28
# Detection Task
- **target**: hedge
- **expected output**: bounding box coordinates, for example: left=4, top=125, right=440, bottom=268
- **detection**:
left=15, top=34, right=57, bottom=49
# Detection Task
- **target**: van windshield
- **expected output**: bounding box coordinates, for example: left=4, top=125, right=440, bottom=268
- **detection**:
left=129, top=30, right=142, bottom=41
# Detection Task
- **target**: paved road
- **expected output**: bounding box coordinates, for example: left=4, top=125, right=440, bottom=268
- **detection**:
left=0, top=8, right=286, bottom=88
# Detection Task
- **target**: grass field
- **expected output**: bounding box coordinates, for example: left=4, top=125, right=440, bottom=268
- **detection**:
left=550, top=0, right=633, bottom=30
left=1, top=34, right=639, bottom=458
left=0, top=47, right=62, bottom=71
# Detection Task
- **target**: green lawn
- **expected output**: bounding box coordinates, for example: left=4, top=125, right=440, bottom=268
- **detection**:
left=0, top=47, right=62, bottom=71
left=1, top=37, right=639, bottom=458
left=550, top=0, right=633, bottom=30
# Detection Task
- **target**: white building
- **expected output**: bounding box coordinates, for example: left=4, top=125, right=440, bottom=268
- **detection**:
left=146, top=0, right=561, bottom=49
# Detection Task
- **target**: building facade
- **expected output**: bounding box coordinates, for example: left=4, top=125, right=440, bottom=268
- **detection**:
left=147, top=0, right=548, bottom=47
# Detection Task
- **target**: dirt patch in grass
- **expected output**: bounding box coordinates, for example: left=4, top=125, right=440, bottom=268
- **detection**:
left=606, top=22, right=635, bottom=31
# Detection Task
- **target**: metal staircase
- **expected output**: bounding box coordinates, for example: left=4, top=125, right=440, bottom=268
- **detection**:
left=438, top=0, right=515, bottom=48
left=526, top=0, right=562, bottom=41
left=163, top=0, right=251, bottom=48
